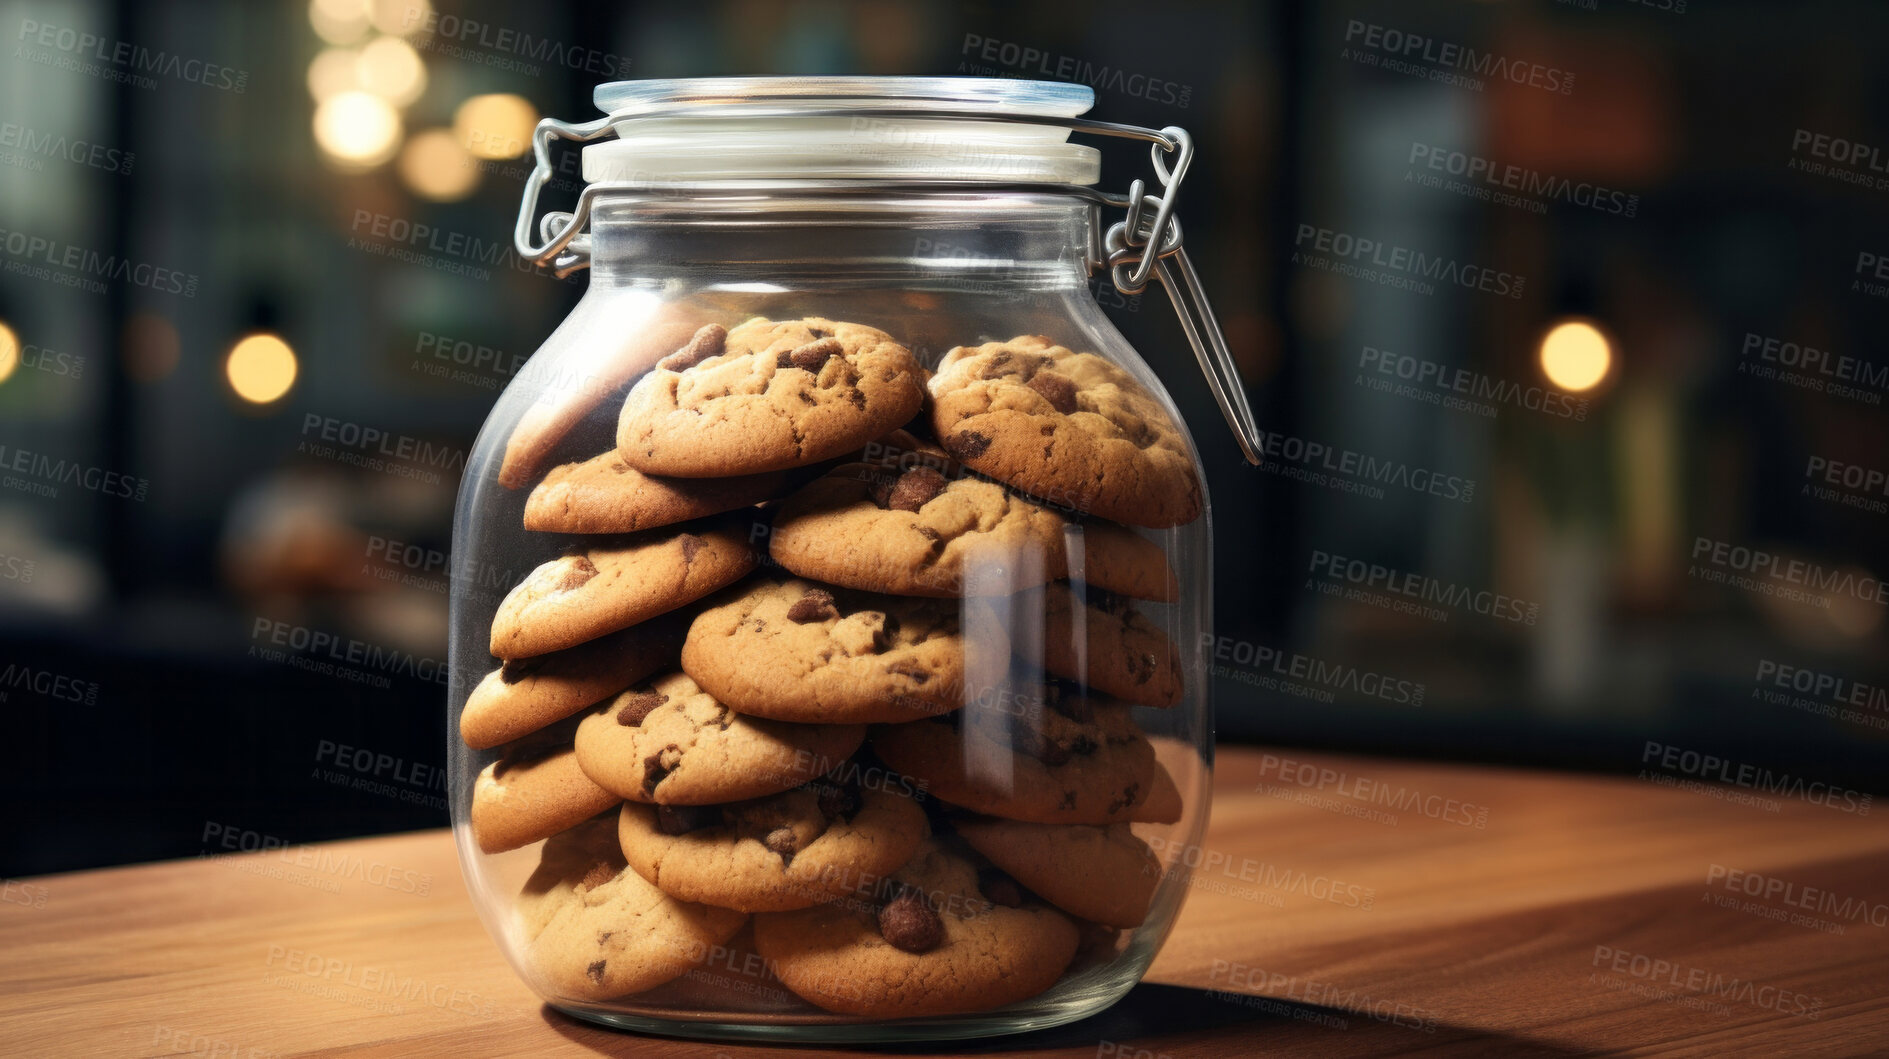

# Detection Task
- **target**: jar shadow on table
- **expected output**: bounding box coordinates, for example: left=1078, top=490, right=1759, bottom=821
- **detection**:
left=536, top=980, right=1587, bottom=1056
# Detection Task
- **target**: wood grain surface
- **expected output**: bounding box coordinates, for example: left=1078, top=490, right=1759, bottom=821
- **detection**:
left=5, top=746, right=1886, bottom=1057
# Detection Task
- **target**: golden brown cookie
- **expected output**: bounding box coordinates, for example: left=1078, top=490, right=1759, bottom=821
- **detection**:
left=767, top=461, right=1067, bottom=598
left=523, top=449, right=787, bottom=535
left=616, top=318, right=926, bottom=477
left=1067, top=520, right=1179, bottom=603
left=871, top=691, right=1156, bottom=824
left=498, top=302, right=703, bottom=490
left=573, top=670, right=865, bottom=804
left=487, top=521, right=756, bottom=659
left=1038, top=585, right=1184, bottom=708
left=753, top=837, right=1078, bottom=1017
left=955, top=818, right=1160, bottom=929
left=516, top=816, right=747, bottom=1001
left=469, top=719, right=620, bottom=854
left=1130, top=759, right=1184, bottom=825
left=459, top=619, right=682, bottom=750
left=927, top=335, right=1202, bottom=528
left=617, top=780, right=929, bottom=913
left=681, top=578, right=966, bottom=724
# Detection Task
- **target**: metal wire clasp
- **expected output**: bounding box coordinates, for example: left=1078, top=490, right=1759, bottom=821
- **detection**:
left=514, top=115, right=615, bottom=278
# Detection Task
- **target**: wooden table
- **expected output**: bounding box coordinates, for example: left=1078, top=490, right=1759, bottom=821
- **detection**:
left=7, top=746, right=1887, bottom=1057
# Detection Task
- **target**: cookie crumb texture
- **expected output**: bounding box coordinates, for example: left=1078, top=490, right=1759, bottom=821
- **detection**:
left=928, top=336, right=1203, bottom=528
left=488, top=521, right=756, bottom=659
left=518, top=818, right=746, bottom=1001
left=616, top=317, right=927, bottom=477
left=681, top=578, right=966, bottom=723
left=573, top=670, right=865, bottom=804
left=754, top=839, right=1080, bottom=1017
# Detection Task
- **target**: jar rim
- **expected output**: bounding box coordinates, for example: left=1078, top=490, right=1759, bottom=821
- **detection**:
left=581, top=77, right=1102, bottom=186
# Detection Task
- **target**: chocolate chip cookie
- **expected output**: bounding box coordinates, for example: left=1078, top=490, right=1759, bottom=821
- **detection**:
left=767, top=461, right=1067, bottom=598
left=1037, top=585, right=1184, bottom=708
left=870, top=689, right=1156, bottom=824
left=469, top=718, right=621, bottom=854
left=617, top=779, right=929, bottom=913
left=927, top=335, right=1202, bottom=528
left=681, top=578, right=966, bottom=724
left=460, top=618, right=683, bottom=750
left=488, top=520, right=756, bottom=659
left=517, top=816, right=747, bottom=1001
left=616, top=318, right=927, bottom=477
left=524, top=449, right=787, bottom=535
left=753, top=837, right=1079, bottom=1017
left=573, top=670, right=865, bottom=804
left=956, top=818, right=1161, bottom=929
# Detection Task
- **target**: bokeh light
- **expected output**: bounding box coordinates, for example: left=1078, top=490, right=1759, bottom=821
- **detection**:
left=123, top=314, right=181, bottom=383
left=306, top=46, right=362, bottom=102
left=357, top=35, right=426, bottom=107
left=308, top=0, right=372, bottom=45
left=371, top=0, right=433, bottom=36
left=0, top=320, right=18, bottom=385
left=225, top=334, right=299, bottom=405
left=454, top=94, right=538, bottom=160
left=399, top=128, right=480, bottom=201
left=313, top=90, right=402, bottom=169
left=1539, top=319, right=1613, bottom=392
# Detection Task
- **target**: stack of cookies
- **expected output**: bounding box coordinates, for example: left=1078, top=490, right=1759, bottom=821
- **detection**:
left=461, top=316, right=1202, bottom=1019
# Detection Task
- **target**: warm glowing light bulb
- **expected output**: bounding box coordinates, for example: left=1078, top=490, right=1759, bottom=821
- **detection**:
left=226, top=334, right=299, bottom=405
left=309, top=0, right=372, bottom=45
left=454, top=94, right=538, bottom=160
left=314, top=90, right=402, bottom=169
left=371, top=0, right=432, bottom=36
left=1539, top=319, right=1612, bottom=392
left=306, top=46, right=361, bottom=102
left=0, top=321, right=18, bottom=385
left=399, top=128, right=479, bottom=201
left=357, top=35, right=426, bottom=107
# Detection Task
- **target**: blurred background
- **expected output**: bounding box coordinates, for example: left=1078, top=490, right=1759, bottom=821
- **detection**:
left=3, top=0, right=1886, bottom=876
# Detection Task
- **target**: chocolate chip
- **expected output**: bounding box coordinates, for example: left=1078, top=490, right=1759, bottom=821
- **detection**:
left=1106, top=784, right=1140, bottom=816
left=1027, top=372, right=1079, bottom=414
left=886, top=660, right=932, bottom=685
left=678, top=533, right=702, bottom=562
left=586, top=960, right=608, bottom=983
left=615, top=690, right=667, bottom=726
left=944, top=430, right=992, bottom=460
left=878, top=887, right=944, bottom=953
left=979, top=869, right=1024, bottom=908
left=786, top=337, right=843, bottom=372
left=787, top=588, right=839, bottom=624
left=657, top=324, right=726, bottom=372
left=498, top=657, right=544, bottom=685
left=763, top=826, right=801, bottom=859
left=553, top=555, right=598, bottom=592
left=1018, top=728, right=1073, bottom=766
left=641, top=746, right=680, bottom=796
left=877, top=466, right=948, bottom=512
left=579, top=861, right=617, bottom=889
left=817, top=782, right=859, bottom=820
left=871, top=612, right=900, bottom=653
left=656, top=804, right=717, bottom=835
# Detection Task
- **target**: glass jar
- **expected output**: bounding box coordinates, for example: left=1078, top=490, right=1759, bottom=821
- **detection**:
left=448, top=76, right=1257, bottom=1043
